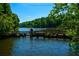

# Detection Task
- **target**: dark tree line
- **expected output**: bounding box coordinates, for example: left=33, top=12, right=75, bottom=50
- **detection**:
left=19, top=16, right=62, bottom=28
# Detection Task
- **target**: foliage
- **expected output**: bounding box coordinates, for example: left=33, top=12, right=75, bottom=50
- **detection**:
left=20, top=16, right=62, bottom=28
left=66, top=29, right=77, bottom=37
left=0, top=3, right=19, bottom=35
left=49, top=3, right=79, bottom=37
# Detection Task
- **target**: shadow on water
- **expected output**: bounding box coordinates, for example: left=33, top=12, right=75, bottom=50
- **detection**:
left=0, top=38, right=14, bottom=56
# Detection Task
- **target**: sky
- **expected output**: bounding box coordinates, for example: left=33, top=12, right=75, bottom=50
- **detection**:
left=10, top=3, right=54, bottom=23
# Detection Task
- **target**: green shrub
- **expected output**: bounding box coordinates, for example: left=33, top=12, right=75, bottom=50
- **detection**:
left=66, top=29, right=77, bottom=37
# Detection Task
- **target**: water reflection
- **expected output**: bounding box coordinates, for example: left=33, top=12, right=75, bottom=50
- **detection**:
left=0, top=36, right=79, bottom=56
left=0, top=38, right=14, bottom=56
left=11, top=37, right=70, bottom=56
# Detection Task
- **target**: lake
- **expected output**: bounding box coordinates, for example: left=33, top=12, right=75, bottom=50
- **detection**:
left=19, top=28, right=46, bottom=32
left=0, top=28, right=79, bottom=56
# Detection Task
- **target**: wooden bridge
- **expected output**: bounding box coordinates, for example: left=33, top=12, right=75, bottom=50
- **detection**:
left=12, top=31, right=71, bottom=39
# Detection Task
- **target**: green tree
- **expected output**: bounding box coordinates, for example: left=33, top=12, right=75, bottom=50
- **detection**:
left=0, top=3, right=19, bottom=36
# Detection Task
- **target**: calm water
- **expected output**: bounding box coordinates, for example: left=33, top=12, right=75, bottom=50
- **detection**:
left=0, top=28, right=79, bottom=56
left=19, top=28, right=46, bottom=32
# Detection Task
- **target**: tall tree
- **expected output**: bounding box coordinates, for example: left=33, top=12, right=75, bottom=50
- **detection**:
left=0, top=3, right=19, bottom=36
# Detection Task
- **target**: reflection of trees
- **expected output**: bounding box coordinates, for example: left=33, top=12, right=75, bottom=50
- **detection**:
left=69, top=41, right=79, bottom=56
left=30, top=37, right=33, bottom=49
left=0, top=38, right=14, bottom=56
